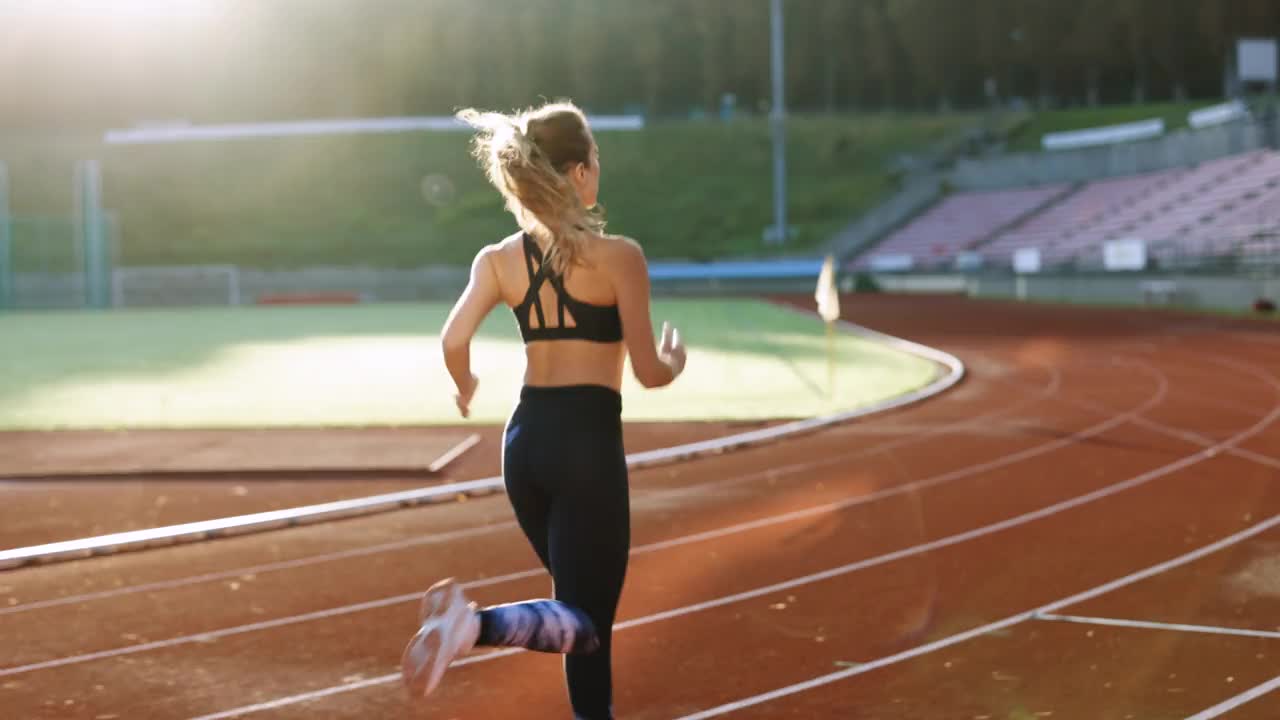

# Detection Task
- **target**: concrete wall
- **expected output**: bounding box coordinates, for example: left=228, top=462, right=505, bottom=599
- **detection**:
left=869, top=274, right=970, bottom=294
left=966, top=272, right=1278, bottom=310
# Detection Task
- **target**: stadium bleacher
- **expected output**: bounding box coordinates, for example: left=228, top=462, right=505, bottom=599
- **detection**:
left=853, top=185, right=1069, bottom=271
left=854, top=148, right=1280, bottom=272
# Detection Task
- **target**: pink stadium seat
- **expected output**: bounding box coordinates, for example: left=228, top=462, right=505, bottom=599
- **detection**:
left=854, top=185, right=1068, bottom=269
left=977, top=150, right=1280, bottom=268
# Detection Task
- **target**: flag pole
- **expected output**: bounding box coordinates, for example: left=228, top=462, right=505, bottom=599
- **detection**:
left=815, top=254, right=841, bottom=401
left=826, top=317, right=835, bottom=399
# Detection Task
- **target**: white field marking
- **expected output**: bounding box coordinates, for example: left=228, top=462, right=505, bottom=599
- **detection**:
left=178, top=369, right=1280, bottom=720
left=0, top=475, right=510, bottom=571
left=191, top=514, right=1280, bottom=720
left=1128, top=417, right=1280, bottom=470
left=671, top=355, right=1280, bottom=720
left=426, top=433, right=482, bottom=473
left=185, top=648, right=529, bottom=720
left=1, top=360, right=1061, bottom=617
left=1035, top=612, right=1280, bottom=640
left=675, top=513, right=1280, bottom=720
left=0, top=360, right=1157, bottom=677
left=627, top=363, right=1062, bottom=505
left=1125, top=354, right=1280, bottom=469
left=996, top=357, right=1280, bottom=471
left=1184, top=674, right=1280, bottom=719
left=0, top=568, right=544, bottom=679
left=0, top=315, right=963, bottom=571
left=0, top=521, right=520, bottom=617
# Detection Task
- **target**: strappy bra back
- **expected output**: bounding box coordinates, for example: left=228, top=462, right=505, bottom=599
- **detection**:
left=513, top=233, right=623, bottom=344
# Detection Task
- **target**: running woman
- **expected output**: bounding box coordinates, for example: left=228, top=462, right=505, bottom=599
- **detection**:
left=400, top=101, right=687, bottom=720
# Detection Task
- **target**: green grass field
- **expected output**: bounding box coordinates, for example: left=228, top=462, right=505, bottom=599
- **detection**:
left=0, top=299, right=939, bottom=429
left=1004, top=100, right=1217, bottom=153
left=0, top=115, right=973, bottom=270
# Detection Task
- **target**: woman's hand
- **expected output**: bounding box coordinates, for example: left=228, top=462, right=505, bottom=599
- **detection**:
left=455, top=374, right=479, bottom=418
left=659, top=322, right=687, bottom=380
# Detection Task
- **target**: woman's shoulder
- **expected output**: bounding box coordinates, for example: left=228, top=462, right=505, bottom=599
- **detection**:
left=494, top=230, right=528, bottom=251
left=465, top=232, right=525, bottom=282
left=474, top=231, right=526, bottom=262
left=586, top=234, right=648, bottom=283
left=593, top=233, right=645, bottom=259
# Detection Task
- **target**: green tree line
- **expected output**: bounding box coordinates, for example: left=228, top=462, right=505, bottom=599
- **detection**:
left=3, top=0, right=1280, bottom=129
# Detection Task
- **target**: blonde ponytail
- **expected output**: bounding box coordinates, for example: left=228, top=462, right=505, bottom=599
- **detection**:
left=457, top=102, right=604, bottom=275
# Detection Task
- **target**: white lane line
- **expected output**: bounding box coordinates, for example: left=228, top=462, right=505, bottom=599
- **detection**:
left=1127, top=417, right=1280, bottom=470
left=1035, top=613, right=1280, bottom=640
left=182, top=375, right=1280, bottom=720
left=188, top=674, right=396, bottom=720
left=1101, top=356, right=1280, bottom=469
left=185, top=648, right=528, bottom=720
left=195, top=519, right=1280, bottom=720
left=671, top=357, right=1280, bottom=720
left=0, top=364, right=1152, bottom=677
left=0, top=475, right=510, bottom=570
left=993, top=356, right=1280, bottom=471
left=1185, top=674, right=1280, bottom=719
left=675, top=513, right=1280, bottom=720
left=2, top=362, right=1062, bottom=617
left=0, top=521, right=520, bottom=617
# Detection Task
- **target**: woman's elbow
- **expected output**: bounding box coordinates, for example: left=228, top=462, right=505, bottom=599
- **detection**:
left=441, top=332, right=468, bottom=356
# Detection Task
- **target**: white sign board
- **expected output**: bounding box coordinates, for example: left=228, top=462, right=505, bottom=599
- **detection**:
left=1012, top=247, right=1042, bottom=274
left=1239, top=38, right=1279, bottom=83
left=867, top=254, right=915, bottom=272
left=954, top=252, right=985, bottom=271
left=1103, top=238, right=1147, bottom=271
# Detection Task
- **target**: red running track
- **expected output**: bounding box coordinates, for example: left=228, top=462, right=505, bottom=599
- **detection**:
left=2, top=295, right=1279, bottom=719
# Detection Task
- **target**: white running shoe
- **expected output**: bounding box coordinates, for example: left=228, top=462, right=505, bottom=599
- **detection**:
left=400, top=578, right=477, bottom=698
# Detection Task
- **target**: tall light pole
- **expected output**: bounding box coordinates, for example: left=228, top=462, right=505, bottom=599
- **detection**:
left=75, top=160, right=109, bottom=309
left=769, top=0, right=788, bottom=245
left=0, top=162, right=11, bottom=309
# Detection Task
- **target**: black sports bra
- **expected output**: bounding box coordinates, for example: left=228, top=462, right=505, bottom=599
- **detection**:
left=513, top=233, right=623, bottom=344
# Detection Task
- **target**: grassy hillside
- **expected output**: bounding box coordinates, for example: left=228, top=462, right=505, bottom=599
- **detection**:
left=0, top=115, right=974, bottom=269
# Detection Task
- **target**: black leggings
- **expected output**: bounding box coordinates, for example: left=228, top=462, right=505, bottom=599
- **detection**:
left=487, top=385, right=630, bottom=720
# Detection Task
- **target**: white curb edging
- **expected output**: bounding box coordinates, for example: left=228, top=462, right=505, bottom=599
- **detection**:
left=0, top=314, right=963, bottom=570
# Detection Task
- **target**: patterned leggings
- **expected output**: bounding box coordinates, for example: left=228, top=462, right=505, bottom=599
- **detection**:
left=478, top=599, right=599, bottom=654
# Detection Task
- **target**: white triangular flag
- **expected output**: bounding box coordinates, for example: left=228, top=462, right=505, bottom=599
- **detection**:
left=815, top=255, right=840, bottom=323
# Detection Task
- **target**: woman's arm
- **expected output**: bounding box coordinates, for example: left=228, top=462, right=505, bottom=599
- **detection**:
left=608, top=238, right=686, bottom=389
left=441, top=246, right=501, bottom=416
